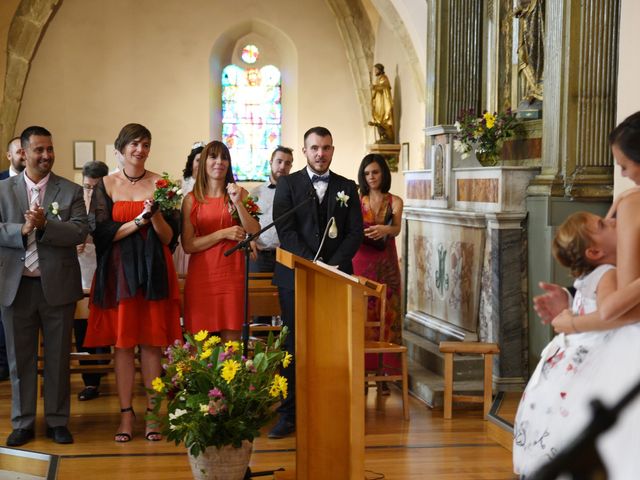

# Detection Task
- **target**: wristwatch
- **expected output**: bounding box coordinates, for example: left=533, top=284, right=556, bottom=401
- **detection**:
left=134, top=217, right=144, bottom=228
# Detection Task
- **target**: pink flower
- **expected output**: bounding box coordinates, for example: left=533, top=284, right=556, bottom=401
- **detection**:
left=209, top=388, right=223, bottom=399
left=249, top=385, right=256, bottom=391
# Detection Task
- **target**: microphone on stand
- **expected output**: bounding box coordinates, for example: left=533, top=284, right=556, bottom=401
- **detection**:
left=313, top=217, right=337, bottom=263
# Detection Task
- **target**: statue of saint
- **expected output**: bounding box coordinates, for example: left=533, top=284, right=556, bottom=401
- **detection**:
left=368, top=63, right=395, bottom=144
left=514, top=0, right=544, bottom=105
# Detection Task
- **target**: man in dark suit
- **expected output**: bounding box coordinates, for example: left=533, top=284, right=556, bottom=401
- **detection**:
left=269, top=126, right=363, bottom=438
left=0, top=137, right=26, bottom=381
left=0, top=126, right=88, bottom=446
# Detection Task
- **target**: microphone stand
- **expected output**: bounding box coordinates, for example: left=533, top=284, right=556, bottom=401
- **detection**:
left=528, top=374, right=640, bottom=480
left=224, top=191, right=316, bottom=480
left=223, top=192, right=316, bottom=356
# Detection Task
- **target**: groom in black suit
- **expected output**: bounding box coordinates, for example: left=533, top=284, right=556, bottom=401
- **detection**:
left=269, top=126, right=363, bottom=438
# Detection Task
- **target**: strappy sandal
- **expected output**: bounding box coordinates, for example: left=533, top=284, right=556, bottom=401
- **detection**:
left=145, top=408, right=162, bottom=442
left=115, top=407, right=135, bottom=443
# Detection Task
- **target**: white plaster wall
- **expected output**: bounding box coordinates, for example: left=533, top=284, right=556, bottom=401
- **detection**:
left=16, top=0, right=365, bottom=184
left=388, top=0, right=427, bottom=74
left=614, top=0, right=640, bottom=196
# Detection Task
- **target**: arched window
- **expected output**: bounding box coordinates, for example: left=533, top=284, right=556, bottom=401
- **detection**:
left=221, top=44, right=282, bottom=181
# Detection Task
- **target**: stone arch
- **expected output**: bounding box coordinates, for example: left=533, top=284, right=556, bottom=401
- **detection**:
left=0, top=0, right=61, bottom=152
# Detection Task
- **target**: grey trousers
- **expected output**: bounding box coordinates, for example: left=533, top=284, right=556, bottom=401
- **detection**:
left=1, top=276, right=75, bottom=430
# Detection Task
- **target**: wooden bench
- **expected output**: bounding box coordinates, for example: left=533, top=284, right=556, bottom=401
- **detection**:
left=439, top=341, right=500, bottom=420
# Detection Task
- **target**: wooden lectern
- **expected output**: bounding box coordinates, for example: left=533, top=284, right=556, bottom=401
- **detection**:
left=274, top=248, right=379, bottom=480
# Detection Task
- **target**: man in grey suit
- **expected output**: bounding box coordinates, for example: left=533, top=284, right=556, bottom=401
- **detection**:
left=0, top=126, right=88, bottom=446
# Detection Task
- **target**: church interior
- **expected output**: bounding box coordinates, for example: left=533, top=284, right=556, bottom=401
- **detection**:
left=0, top=0, right=639, bottom=478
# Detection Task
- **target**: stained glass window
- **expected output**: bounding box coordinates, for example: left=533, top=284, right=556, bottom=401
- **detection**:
left=221, top=62, right=281, bottom=181
left=241, top=44, right=259, bottom=64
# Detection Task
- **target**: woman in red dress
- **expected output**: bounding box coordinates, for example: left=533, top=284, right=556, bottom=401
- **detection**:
left=181, top=141, right=259, bottom=342
left=85, top=124, right=182, bottom=442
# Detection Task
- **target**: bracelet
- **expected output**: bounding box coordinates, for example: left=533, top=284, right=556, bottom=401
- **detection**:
left=570, top=316, right=580, bottom=333
left=134, top=217, right=144, bottom=228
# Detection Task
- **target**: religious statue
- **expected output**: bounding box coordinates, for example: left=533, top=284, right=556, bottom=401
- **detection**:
left=514, top=0, right=544, bottom=110
left=368, top=63, right=395, bottom=144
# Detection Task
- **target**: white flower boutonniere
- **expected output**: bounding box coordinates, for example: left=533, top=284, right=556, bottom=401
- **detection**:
left=336, top=191, right=349, bottom=207
left=48, top=202, right=61, bottom=220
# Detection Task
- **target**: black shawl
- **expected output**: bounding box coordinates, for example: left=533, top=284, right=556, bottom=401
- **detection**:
left=90, top=179, right=180, bottom=309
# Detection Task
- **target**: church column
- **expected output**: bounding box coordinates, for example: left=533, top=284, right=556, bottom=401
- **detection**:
left=526, top=0, right=619, bottom=366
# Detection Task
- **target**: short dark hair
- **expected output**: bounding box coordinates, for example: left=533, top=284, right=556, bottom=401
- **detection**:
left=303, top=126, right=332, bottom=144
left=82, top=160, right=109, bottom=179
left=183, top=143, right=205, bottom=179
left=357, top=153, right=392, bottom=195
left=20, top=126, right=52, bottom=149
left=114, top=123, right=151, bottom=153
left=271, top=145, right=293, bottom=161
left=193, top=141, right=235, bottom=203
left=7, top=136, right=20, bottom=151
left=609, top=111, right=640, bottom=165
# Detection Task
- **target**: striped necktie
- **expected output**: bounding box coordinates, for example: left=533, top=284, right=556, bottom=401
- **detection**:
left=24, top=186, right=40, bottom=272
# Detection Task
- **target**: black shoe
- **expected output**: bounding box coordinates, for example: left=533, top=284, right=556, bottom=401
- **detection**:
left=6, top=428, right=34, bottom=447
left=78, top=386, right=100, bottom=401
left=268, top=417, right=295, bottom=439
left=0, top=366, right=9, bottom=381
left=46, top=426, right=74, bottom=444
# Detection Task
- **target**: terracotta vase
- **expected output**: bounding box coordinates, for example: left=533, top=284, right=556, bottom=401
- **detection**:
left=187, top=441, right=253, bottom=480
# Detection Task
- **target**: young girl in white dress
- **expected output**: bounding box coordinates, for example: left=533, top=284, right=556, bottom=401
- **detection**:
left=513, top=211, right=640, bottom=478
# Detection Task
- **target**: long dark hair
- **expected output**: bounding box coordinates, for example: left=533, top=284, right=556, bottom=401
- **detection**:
left=609, top=111, right=640, bottom=164
left=182, top=143, right=205, bottom=179
left=357, top=153, right=391, bottom=196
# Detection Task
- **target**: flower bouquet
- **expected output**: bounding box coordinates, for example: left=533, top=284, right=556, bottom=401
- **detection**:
left=453, top=109, right=520, bottom=166
left=227, top=195, right=261, bottom=222
left=153, top=172, right=183, bottom=213
left=149, top=328, right=290, bottom=457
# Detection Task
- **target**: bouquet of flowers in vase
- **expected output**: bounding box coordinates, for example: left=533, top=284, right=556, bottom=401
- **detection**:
left=150, top=328, right=291, bottom=456
left=153, top=172, right=183, bottom=212
left=453, top=109, right=520, bottom=166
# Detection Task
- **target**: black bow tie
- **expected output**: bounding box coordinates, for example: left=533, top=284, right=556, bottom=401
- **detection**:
left=267, top=183, right=276, bottom=189
left=311, top=175, right=329, bottom=183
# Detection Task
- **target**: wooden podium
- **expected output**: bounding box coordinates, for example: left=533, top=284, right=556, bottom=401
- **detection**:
left=274, top=248, right=378, bottom=480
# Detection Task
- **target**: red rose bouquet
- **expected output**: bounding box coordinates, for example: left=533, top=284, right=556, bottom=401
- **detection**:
left=153, top=172, right=183, bottom=213
left=228, top=195, right=261, bottom=222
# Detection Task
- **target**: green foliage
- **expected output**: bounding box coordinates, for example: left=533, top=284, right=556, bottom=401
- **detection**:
left=149, top=328, right=291, bottom=456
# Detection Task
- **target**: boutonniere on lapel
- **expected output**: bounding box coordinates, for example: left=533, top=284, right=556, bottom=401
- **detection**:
left=336, top=191, right=350, bottom=207
left=48, top=202, right=61, bottom=220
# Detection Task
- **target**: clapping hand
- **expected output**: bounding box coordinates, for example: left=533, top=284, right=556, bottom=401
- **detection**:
left=533, top=282, right=571, bottom=324
left=551, top=309, right=577, bottom=334
left=364, top=225, right=386, bottom=240
left=23, top=205, right=46, bottom=233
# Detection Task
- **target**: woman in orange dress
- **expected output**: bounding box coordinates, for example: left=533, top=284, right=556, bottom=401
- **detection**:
left=181, top=141, right=260, bottom=342
left=85, top=123, right=182, bottom=442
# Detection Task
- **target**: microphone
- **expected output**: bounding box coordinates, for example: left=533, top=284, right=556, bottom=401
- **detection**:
left=313, top=217, right=337, bottom=263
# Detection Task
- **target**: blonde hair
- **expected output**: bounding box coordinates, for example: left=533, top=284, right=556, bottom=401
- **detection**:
left=552, top=212, right=597, bottom=277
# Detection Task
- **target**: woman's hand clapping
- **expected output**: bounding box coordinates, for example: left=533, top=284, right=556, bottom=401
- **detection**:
left=142, top=199, right=159, bottom=219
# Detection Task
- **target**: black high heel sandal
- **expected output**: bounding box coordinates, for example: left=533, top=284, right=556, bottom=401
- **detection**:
left=145, top=408, right=162, bottom=442
left=115, top=407, right=135, bottom=443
